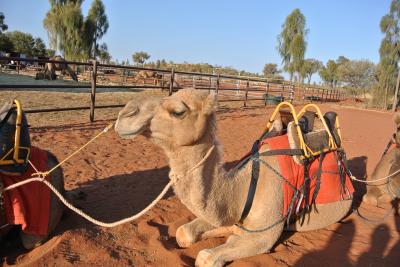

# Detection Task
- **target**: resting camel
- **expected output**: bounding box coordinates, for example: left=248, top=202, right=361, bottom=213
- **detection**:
left=362, top=114, right=400, bottom=206
left=115, top=89, right=353, bottom=267
left=35, top=55, right=78, bottom=82
left=0, top=102, right=65, bottom=250
left=134, top=70, right=162, bottom=85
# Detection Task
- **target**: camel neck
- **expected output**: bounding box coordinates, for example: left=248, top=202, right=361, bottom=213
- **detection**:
left=167, top=141, right=246, bottom=226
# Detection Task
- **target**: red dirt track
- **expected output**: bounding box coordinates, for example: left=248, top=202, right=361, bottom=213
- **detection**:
left=1, top=103, right=399, bottom=267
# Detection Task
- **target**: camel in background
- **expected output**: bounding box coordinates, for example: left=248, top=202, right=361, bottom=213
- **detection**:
left=115, top=89, right=353, bottom=267
left=134, top=70, right=162, bottom=85
left=363, top=114, right=400, bottom=206
left=35, top=56, right=78, bottom=82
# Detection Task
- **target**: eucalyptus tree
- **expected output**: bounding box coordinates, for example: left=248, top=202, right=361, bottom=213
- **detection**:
left=0, top=12, right=8, bottom=33
left=277, top=9, right=308, bottom=82
left=132, top=51, right=150, bottom=66
left=86, top=0, right=109, bottom=58
left=301, top=59, right=322, bottom=84
left=377, top=0, right=400, bottom=110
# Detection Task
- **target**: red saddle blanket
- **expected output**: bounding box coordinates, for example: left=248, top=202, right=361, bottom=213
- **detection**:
left=1, top=147, right=51, bottom=235
left=263, top=135, right=354, bottom=215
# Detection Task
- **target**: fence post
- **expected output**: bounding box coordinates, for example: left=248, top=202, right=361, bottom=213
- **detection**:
left=192, top=76, right=196, bottom=89
left=290, top=83, right=295, bottom=103
left=265, top=81, right=269, bottom=106
left=281, top=83, right=285, bottom=101
left=216, top=74, right=220, bottom=95
left=169, top=68, right=175, bottom=96
left=244, top=78, right=249, bottom=107
left=160, top=73, right=164, bottom=91
left=90, top=60, right=97, bottom=122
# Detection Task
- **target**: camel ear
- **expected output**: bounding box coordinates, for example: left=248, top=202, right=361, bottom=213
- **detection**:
left=203, top=92, right=217, bottom=115
left=395, top=113, right=400, bottom=126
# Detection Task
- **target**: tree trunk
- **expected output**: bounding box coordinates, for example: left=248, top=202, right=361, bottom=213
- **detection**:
left=384, top=80, right=389, bottom=110
left=392, top=69, right=400, bottom=112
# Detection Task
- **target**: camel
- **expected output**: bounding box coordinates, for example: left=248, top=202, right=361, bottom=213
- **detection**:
left=362, top=114, right=400, bottom=206
left=134, top=70, right=162, bottom=85
left=115, top=89, right=353, bottom=267
left=35, top=55, right=78, bottom=82
left=0, top=102, right=65, bottom=250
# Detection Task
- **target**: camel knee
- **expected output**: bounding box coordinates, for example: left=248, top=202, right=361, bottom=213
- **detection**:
left=176, top=224, right=198, bottom=248
left=176, top=218, right=216, bottom=248
left=196, top=249, right=224, bottom=267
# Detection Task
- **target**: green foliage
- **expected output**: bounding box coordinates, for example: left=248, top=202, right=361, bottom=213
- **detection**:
left=375, top=0, right=400, bottom=107
left=44, top=0, right=108, bottom=60
left=336, top=60, right=376, bottom=89
left=86, top=0, right=109, bottom=58
left=98, top=42, right=111, bottom=63
left=319, top=60, right=339, bottom=87
left=0, top=12, right=8, bottom=33
left=262, top=63, right=281, bottom=78
left=132, top=51, right=150, bottom=65
left=0, top=34, right=13, bottom=52
left=277, top=8, right=308, bottom=81
left=301, top=59, right=322, bottom=84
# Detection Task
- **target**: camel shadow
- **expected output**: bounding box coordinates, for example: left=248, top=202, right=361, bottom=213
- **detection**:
left=347, top=156, right=368, bottom=209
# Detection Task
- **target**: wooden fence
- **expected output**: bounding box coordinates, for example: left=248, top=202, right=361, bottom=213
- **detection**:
left=0, top=56, right=348, bottom=122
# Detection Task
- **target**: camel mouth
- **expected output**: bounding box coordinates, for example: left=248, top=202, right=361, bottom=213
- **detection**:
left=115, top=120, right=148, bottom=139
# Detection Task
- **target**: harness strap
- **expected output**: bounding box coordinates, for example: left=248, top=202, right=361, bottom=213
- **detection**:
left=0, top=178, right=6, bottom=228
left=259, top=149, right=304, bottom=157
left=311, top=152, right=325, bottom=209
left=239, top=140, right=260, bottom=224
left=382, top=134, right=396, bottom=158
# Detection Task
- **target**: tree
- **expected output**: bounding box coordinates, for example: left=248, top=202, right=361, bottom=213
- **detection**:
left=336, top=60, right=376, bottom=89
left=0, top=12, right=8, bottom=33
left=132, top=51, right=150, bottom=65
left=301, top=59, right=322, bottom=84
left=262, top=63, right=281, bottom=78
left=43, top=0, right=91, bottom=60
left=97, top=42, right=111, bottom=63
left=376, top=0, right=400, bottom=110
left=86, top=0, right=109, bottom=58
left=277, top=8, right=308, bottom=82
left=6, top=31, right=35, bottom=55
left=32, top=38, right=47, bottom=56
left=319, top=60, right=338, bottom=87
left=0, top=34, right=13, bottom=52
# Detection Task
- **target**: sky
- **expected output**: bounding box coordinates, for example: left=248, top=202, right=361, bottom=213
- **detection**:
left=1, top=0, right=392, bottom=81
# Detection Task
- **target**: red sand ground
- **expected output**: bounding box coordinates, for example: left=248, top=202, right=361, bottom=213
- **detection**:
left=1, top=103, right=399, bottom=267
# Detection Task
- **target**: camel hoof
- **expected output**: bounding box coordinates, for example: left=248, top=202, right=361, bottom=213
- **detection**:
left=20, top=232, right=47, bottom=250
left=176, top=225, right=197, bottom=248
left=195, top=249, right=223, bottom=267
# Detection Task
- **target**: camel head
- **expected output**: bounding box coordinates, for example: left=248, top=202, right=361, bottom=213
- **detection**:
left=115, top=89, right=217, bottom=149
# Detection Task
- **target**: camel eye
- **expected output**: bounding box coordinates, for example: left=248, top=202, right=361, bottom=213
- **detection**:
left=171, top=110, right=186, bottom=118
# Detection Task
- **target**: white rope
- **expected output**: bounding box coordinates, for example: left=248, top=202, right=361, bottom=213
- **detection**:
left=2, top=176, right=172, bottom=228
left=349, top=168, right=400, bottom=184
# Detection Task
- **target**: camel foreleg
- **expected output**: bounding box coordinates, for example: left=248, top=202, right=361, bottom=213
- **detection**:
left=195, top=222, right=284, bottom=267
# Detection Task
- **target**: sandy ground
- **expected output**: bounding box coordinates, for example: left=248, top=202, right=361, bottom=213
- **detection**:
left=0, top=99, right=399, bottom=266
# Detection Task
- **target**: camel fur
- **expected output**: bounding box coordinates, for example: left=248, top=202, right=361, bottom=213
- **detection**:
left=115, top=89, right=352, bottom=267
left=362, top=114, right=400, bottom=206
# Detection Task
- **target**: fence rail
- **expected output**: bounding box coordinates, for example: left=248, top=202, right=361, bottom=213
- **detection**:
left=0, top=56, right=349, bottom=122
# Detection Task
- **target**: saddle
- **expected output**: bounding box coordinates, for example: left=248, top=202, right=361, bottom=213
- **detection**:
left=237, top=102, right=354, bottom=225
left=0, top=99, right=31, bottom=228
